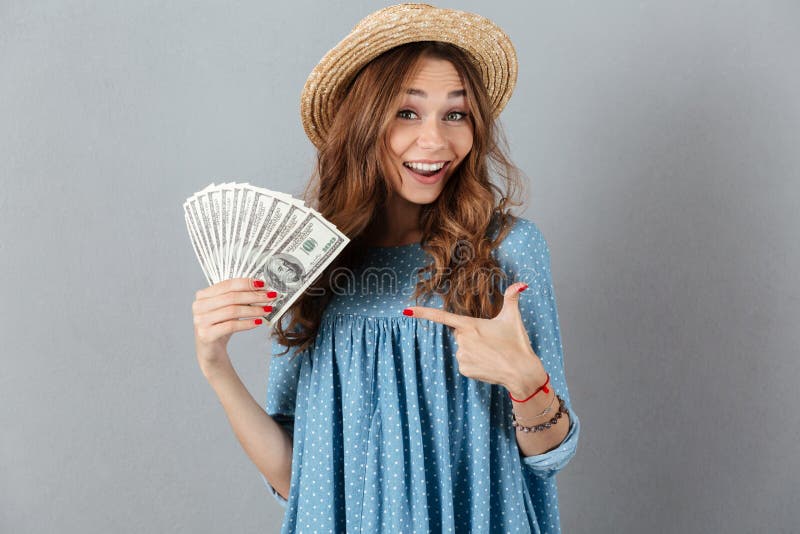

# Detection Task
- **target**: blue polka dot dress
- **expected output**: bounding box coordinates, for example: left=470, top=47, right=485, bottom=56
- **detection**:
left=260, top=215, right=581, bottom=533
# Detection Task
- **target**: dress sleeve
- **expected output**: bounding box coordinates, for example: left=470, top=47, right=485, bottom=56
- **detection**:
left=259, top=333, right=304, bottom=508
left=496, top=216, right=581, bottom=480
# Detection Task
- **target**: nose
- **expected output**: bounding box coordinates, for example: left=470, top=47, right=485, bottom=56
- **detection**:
left=416, top=117, right=446, bottom=150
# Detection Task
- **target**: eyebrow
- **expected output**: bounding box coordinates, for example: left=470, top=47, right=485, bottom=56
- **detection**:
left=405, top=88, right=466, bottom=99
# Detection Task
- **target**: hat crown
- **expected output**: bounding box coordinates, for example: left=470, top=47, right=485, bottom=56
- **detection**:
left=353, top=3, right=437, bottom=30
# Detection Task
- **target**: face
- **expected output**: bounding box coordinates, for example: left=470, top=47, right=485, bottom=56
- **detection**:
left=384, top=56, right=474, bottom=205
left=268, top=257, right=300, bottom=285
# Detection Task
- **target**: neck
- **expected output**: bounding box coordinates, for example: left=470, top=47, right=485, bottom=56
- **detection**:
left=367, top=196, right=423, bottom=247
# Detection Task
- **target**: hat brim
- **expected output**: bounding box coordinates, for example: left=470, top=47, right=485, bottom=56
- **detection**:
left=300, top=4, right=518, bottom=150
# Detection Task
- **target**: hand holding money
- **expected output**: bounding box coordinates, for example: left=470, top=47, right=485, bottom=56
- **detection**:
left=183, top=182, right=350, bottom=327
left=192, top=278, right=280, bottom=376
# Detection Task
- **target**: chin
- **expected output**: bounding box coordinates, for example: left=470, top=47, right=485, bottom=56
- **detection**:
left=400, top=189, right=444, bottom=205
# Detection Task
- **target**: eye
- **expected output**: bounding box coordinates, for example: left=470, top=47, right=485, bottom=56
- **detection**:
left=445, top=111, right=468, bottom=121
left=397, top=109, right=418, bottom=120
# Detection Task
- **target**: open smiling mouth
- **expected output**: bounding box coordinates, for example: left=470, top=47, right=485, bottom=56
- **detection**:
left=402, top=161, right=452, bottom=184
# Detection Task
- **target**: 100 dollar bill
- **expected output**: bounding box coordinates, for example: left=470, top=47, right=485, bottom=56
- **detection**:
left=249, top=210, right=349, bottom=327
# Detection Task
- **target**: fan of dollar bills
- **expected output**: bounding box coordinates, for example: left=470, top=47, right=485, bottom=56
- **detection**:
left=183, top=182, right=350, bottom=326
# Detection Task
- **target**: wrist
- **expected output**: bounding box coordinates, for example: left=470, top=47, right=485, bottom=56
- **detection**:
left=506, top=361, right=548, bottom=400
left=201, top=355, right=235, bottom=383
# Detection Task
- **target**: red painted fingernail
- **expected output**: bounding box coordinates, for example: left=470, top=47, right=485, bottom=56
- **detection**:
left=263, top=306, right=273, bottom=312
left=267, top=291, right=278, bottom=298
left=254, top=319, right=263, bottom=325
left=518, top=284, right=528, bottom=292
left=253, top=280, right=265, bottom=288
left=402, top=308, right=414, bottom=316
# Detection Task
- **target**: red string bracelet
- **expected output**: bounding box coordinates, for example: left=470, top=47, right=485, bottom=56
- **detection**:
left=508, top=372, right=550, bottom=403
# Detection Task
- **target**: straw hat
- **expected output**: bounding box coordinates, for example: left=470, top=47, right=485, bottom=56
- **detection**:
left=300, top=3, right=518, bottom=150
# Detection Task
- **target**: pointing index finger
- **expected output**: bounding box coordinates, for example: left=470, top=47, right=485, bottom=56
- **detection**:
left=403, top=306, right=470, bottom=330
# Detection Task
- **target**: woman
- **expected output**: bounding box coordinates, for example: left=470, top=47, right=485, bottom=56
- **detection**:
left=192, top=4, right=580, bottom=533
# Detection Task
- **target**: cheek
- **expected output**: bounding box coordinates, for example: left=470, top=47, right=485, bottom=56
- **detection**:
left=456, top=131, right=474, bottom=157
left=442, top=127, right=473, bottom=161
left=387, top=126, right=411, bottom=159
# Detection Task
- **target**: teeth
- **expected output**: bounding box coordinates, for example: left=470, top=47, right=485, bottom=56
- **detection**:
left=404, top=161, right=446, bottom=172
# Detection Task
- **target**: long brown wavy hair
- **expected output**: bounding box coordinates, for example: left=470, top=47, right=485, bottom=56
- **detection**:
left=271, top=41, right=528, bottom=357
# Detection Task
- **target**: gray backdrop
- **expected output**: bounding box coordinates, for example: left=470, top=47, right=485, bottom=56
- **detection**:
left=2, top=1, right=798, bottom=533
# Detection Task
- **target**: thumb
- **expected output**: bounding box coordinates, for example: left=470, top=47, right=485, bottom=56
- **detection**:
left=496, top=281, right=528, bottom=321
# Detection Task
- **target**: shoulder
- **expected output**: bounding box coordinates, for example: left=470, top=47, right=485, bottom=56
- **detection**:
left=491, top=213, right=551, bottom=263
left=491, top=214, right=553, bottom=285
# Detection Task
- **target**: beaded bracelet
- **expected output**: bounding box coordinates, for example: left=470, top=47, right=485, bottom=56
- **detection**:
left=511, top=395, right=568, bottom=433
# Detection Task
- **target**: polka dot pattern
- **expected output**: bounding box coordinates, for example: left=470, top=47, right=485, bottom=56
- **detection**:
left=259, top=215, right=580, bottom=533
